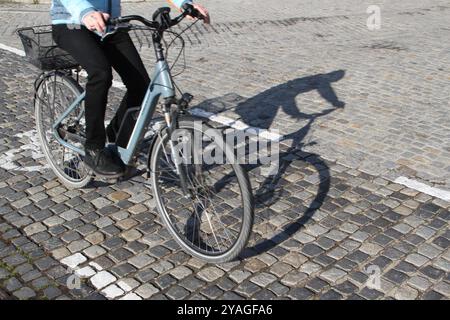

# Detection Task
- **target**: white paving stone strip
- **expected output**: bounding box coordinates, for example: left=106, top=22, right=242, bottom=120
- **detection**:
left=120, top=293, right=143, bottom=300
left=89, top=262, right=104, bottom=271
left=75, top=266, right=97, bottom=279
left=90, top=271, right=117, bottom=290
left=117, top=279, right=140, bottom=292
left=0, top=130, right=48, bottom=172
left=395, top=177, right=450, bottom=202
left=60, top=253, right=87, bottom=270
left=101, top=284, right=125, bottom=299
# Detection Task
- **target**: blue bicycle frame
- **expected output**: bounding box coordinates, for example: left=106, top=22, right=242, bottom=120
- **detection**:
left=52, top=59, right=175, bottom=166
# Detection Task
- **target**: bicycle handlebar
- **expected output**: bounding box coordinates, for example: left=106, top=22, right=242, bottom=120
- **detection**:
left=109, top=15, right=157, bottom=28
left=108, top=3, right=204, bottom=30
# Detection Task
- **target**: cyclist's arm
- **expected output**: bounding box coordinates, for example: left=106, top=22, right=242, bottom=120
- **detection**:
left=58, top=0, right=97, bottom=23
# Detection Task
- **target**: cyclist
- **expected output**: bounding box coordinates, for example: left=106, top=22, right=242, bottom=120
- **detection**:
left=50, top=0, right=210, bottom=177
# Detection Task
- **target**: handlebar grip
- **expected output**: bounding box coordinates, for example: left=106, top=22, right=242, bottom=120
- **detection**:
left=181, top=3, right=204, bottom=20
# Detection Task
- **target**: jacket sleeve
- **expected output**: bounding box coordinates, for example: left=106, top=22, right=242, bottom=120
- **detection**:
left=167, top=0, right=193, bottom=10
left=58, top=0, right=96, bottom=23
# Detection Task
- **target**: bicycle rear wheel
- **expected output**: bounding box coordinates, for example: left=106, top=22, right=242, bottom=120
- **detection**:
left=150, top=117, right=254, bottom=263
left=35, top=72, right=92, bottom=189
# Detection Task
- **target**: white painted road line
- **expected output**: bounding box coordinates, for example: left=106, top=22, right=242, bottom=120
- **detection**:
left=395, top=177, right=450, bottom=202
left=0, top=43, right=25, bottom=56
left=190, top=108, right=283, bottom=142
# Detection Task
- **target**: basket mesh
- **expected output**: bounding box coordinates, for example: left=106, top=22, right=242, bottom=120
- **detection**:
left=17, top=25, right=79, bottom=71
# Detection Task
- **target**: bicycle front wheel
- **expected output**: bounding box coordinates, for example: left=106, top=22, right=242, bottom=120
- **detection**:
left=35, top=72, right=92, bottom=189
left=150, top=117, right=254, bottom=263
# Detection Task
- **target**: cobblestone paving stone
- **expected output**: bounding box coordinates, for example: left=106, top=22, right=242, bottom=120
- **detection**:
left=0, top=0, right=449, bottom=300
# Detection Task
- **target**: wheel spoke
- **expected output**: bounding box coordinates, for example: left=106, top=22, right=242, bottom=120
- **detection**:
left=152, top=123, right=252, bottom=260
left=35, top=75, right=91, bottom=188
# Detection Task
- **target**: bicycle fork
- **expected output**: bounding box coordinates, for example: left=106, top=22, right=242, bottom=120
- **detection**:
left=162, top=99, right=191, bottom=197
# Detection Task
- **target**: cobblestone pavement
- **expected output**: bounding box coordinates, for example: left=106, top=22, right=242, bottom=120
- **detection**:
left=0, top=0, right=449, bottom=300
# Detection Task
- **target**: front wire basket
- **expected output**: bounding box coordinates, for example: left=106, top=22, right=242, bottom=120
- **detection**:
left=17, top=25, right=79, bottom=71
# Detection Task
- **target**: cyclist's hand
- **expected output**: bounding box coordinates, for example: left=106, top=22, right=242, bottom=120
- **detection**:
left=192, top=4, right=210, bottom=24
left=82, top=11, right=110, bottom=33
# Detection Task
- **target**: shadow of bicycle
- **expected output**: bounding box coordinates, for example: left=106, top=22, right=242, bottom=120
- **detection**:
left=195, top=70, right=346, bottom=260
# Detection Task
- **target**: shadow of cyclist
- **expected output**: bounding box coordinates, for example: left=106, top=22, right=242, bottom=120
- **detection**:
left=236, top=69, right=345, bottom=129
left=197, top=70, right=346, bottom=259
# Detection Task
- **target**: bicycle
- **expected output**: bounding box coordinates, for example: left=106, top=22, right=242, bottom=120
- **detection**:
left=17, top=4, right=254, bottom=263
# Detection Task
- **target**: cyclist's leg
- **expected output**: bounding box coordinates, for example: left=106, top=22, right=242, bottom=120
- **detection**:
left=52, top=24, right=113, bottom=150
left=103, top=31, right=151, bottom=148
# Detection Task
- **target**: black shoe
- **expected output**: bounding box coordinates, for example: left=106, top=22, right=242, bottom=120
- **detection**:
left=84, top=147, right=125, bottom=178
left=106, top=124, right=117, bottom=144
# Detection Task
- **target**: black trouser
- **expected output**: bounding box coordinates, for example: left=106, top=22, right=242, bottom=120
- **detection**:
left=52, top=24, right=150, bottom=149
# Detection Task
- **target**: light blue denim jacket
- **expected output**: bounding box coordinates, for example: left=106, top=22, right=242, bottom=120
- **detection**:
left=51, top=0, right=192, bottom=25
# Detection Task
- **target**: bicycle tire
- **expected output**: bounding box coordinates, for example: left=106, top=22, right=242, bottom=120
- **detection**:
left=35, top=71, right=92, bottom=189
left=150, top=116, right=254, bottom=263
